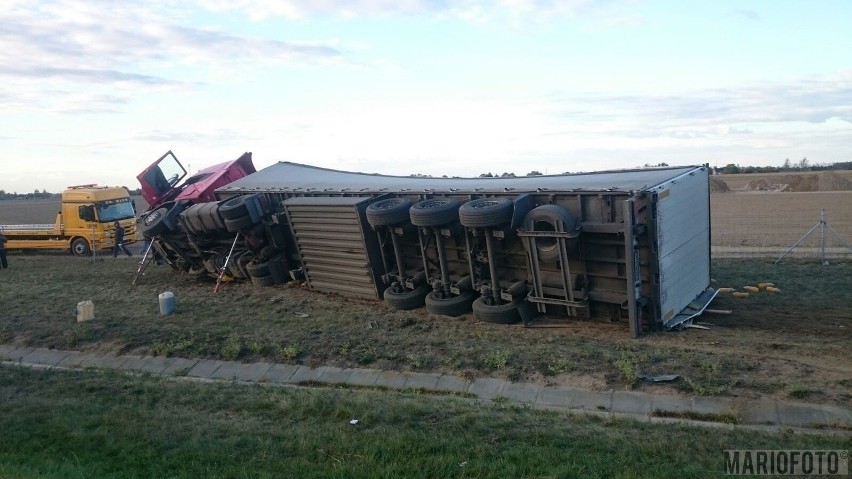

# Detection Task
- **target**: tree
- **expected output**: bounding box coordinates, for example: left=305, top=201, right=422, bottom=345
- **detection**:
left=798, top=157, right=810, bottom=170
left=782, top=158, right=791, bottom=170
left=479, top=172, right=494, bottom=178
left=525, top=170, right=543, bottom=176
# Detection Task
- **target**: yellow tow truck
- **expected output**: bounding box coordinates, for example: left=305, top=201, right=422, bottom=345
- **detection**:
left=0, top=185, right=137, bottom=256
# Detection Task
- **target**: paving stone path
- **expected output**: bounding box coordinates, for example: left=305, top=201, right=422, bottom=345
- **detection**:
left=2, top=344, right=850, bottom=435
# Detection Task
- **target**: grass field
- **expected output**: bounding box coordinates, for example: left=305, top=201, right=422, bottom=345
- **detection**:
left=1, top=367, right=848, bottom=478
left=1, top=256, right=850, bottom=407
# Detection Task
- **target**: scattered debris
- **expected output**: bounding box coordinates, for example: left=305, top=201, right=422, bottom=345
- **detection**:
left=732, top=292, right=750, bottom=299
left=744, top=286, right=760, bottom=293
left=294, top=312, right=310, bottom=318
left=349, top=419, right=359, bottom=425
left=757, top=282, right=775, bottom=289
left=716, top=287, right=735, bottom=294
left=704, top=309, right=732, bottom=315
left=765, top=287, right=781, bottom=293
left=368, top=320, right=379, bottom=329
left=459, top=461, right=467, bottom=468
left=683, top=324, right=710, bottom=330
left=637, top=374, right=679, bottom=382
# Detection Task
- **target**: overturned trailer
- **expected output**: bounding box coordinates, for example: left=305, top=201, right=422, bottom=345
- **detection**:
left=192, top=161, right=715, bottom=337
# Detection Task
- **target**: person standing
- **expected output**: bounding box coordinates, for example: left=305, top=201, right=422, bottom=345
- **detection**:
left=113, top=221, right=132, bottom=257
left=0, top=231, right=7, bottom=268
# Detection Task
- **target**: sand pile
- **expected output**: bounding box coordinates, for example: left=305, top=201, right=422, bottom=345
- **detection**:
left=709, top=177, right=730, bottom=193
left=744, top=172, right=852, bottom=192
left=817, top=171, right=852, bottom=191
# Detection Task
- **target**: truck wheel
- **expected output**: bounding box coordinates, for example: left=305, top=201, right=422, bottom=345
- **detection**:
left=141, top=207, right=170, bottom=237
left=459, top=198, right=514, bottom=228
left=472, top=297, right=521, bottom=324
left=71, top=238, right=90, bottom=257
left=247, top=260, right=270, bottom=278
left=384, top=284, right=430, bottom=310
left=409, top=198, right=461, bottom=227
left=224, top=215, right=254, bottom=233
left=366, top=198, right=412, bottom=226
left=219, top=195, right=251, bottom=220
left=424, top=289, right=474, bottom=317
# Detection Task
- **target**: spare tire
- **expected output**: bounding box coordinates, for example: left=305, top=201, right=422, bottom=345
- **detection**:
left=366, top=198, right=413, bottom=227
left=459, top=197, right=514, bottom=228
left=410, top=198, right=461, bottom=227
left=523, top=205, right=579, bottom=263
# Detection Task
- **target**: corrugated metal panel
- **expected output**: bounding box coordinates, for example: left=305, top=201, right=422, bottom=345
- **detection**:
left=653, top=168, right=711, bottom=327
left=283, top=196, right=381, bottom=299
left=219, top=161, right=700, bottom=195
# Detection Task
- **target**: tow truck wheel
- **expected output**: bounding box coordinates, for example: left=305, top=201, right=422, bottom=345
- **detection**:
left=71, top=238, right=90, bottom=257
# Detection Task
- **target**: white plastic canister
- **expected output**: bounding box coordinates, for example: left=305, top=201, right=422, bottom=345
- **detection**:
left=158, top=291, right=176, bottom=315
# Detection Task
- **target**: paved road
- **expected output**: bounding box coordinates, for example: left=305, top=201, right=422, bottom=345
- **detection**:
left=2, top=344, right=850, bottom=435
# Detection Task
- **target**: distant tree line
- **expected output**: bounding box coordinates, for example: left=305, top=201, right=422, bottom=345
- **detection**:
left=0, top=187, right=142, bottom=200
left=716, top=158, right=852, bottom=175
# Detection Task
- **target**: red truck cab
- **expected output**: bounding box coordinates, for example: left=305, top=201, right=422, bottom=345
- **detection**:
left=137, top=150, right=256, bottom=210
left=137, top=151, right=256, bottom=239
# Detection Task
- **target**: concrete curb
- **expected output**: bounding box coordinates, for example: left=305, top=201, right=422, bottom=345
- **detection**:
left=2, top=345, right=850, bottom=435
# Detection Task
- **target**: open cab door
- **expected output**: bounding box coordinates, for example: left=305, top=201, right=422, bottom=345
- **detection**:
left=137, top=150, right=188, bottom=209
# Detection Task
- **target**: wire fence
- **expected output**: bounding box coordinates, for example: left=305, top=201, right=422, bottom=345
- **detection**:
left=710, top=191, right=852, bottom=260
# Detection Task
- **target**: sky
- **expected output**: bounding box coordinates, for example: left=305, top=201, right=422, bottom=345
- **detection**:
left=1, top=0, right=850, bottom=193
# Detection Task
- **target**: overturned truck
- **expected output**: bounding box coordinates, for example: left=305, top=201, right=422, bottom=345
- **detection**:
left=141, top=154, right=715, bottom=337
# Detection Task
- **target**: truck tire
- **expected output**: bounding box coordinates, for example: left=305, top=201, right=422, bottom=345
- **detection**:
left=219, top=195, right=251, bottom=220
left=366, top=198, right=412, bottom=227
left=251, top=274, right=274, bottom=287
left=384, top=284, right=430, bottom=310
left=141, top=207, right=170, bottom=237
left=409, top=198, right=461, bottom=227
left=523, top=205, right=579, bottom=263
left=472, top=297, right=521, bottom=324
left=224, top=215, right=254, bottom=233
left=71, top=238, right=90, bottom=257
left=246, top=260, right=270, bottom=278
left=424, top=289, right=474, bottom=317
left=459, top=198, right=514, bottom=228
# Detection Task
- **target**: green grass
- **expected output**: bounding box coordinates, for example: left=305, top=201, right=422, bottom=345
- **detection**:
left=1, top=366, right=848, bottom=479
left=0, top=255, right=850, bottom=404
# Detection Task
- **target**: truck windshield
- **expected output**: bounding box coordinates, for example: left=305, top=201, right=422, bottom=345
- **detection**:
left=96, top=198, right=136, bottom=223
left=145, top=151, right=187, bottom=194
